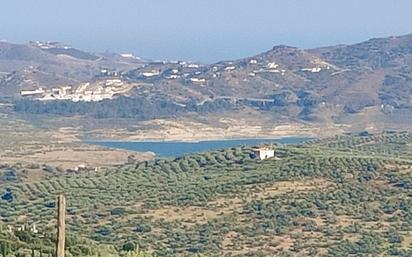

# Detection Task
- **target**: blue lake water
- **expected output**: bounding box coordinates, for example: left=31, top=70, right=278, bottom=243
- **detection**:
left=88, top=137, right=312, bottom=158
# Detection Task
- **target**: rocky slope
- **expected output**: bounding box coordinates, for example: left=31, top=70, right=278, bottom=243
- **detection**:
left=1, top=34, right=412, bottom=131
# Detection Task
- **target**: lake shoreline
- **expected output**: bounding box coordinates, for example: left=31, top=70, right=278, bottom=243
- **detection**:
left=86, top=137, right=313, bottom=158
left=84, top=134, right=315, bottom=144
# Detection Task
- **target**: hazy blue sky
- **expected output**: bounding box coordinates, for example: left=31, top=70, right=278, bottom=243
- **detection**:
left=1, top=0, right=411, bottom=63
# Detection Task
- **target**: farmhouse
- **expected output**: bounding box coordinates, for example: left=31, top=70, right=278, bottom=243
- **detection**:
left=251, top=147, right=275, bottom=160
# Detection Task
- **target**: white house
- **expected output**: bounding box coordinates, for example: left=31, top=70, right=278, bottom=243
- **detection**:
left=267, top=62, right=279, bottom=69
left=190, top=78, right=206, bottom=83
left=252, top=147, right=275, bottom=160
left=167, top=75, right=180, bottom=79
left=141, top=70, right=160, bottom=77
left=21, top=88, right=45, bottom=96
left=187, top=63, right=200, bottom=68
left=121, top=53, right=134, bottom=58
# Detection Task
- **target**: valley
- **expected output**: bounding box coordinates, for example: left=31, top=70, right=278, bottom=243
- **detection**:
left=0, top=33, right=411, bottom=257
left=1, top=1, right=411, bottom=256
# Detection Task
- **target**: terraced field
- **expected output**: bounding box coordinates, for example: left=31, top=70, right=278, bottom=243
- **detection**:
left=1, top=132, right=412, bottom=256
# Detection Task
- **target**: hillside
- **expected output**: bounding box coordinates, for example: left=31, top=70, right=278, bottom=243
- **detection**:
left=2, top=34, right=411, bottom=136
left=117, top=34, right=412, bottom=120
left=0, top=41, right=145, bottom=96
left=1, top=132, right=412, bottom=256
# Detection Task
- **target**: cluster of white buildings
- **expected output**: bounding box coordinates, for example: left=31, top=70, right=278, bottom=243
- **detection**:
left=20, top=79, right=131, bottom=102
left=30, top=41, right=71, bottom=50
left=139, top=61, right=203, bottom=79
left=247, top=60, right=286, bottom=77
left=135, top=58, right=331, bottom=87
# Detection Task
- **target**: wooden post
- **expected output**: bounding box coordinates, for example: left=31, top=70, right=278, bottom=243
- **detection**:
left=56, top=195, right=65, bottom=257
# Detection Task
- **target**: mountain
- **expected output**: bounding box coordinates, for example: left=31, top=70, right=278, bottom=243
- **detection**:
left=2, top=35, right=412, bottom=132
left=309, top=34, right=412, bottom=110
left=0, top=41, right=146, bottom=95
left=119, top=34, right=412, bottom=126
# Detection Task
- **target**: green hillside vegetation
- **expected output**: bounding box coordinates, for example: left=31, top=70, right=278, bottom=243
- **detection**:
left=0, top=227, right=120, bottom=257
left=12, top=97, right=234, bottom=120
left=0, top=132, right=412, bottom=256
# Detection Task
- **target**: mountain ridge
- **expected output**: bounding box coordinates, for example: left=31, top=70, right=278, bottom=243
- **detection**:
left=1, top=34, right=412, bottom=132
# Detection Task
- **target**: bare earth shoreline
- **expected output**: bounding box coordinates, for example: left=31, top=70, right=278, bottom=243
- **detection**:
left=0, top=110, right=354, bottom=169
left=79, top=118, right=340, bottom=143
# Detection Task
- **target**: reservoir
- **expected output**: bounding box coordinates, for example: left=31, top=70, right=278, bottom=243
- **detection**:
left=88, top=137, right=312, bottom=158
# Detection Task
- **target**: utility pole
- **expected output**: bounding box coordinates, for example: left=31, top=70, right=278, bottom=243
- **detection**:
left=56, top=195, right=65, bottom=257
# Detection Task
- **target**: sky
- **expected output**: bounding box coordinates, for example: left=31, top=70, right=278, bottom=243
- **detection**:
left=0, top=0, right=411, bottom=63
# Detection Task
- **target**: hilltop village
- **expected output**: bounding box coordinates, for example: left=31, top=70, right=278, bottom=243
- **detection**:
left=18, top=42, right=332, bottom=103
left=20, top=78, right=133, bottom=102
left=128, top=57, right=331, bottom=87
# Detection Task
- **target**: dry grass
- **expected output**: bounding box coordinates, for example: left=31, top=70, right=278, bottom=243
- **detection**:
left=143, top=179, right=333, bottom=224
